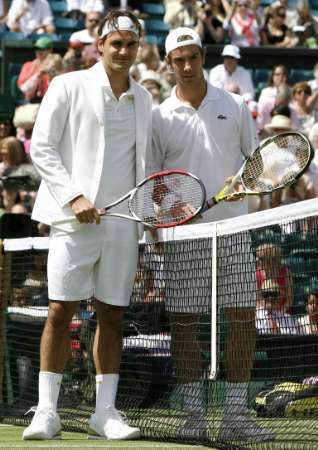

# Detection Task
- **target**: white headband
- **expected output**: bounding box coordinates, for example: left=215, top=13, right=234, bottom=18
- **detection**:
left=100, top=16, right=139, bottom=39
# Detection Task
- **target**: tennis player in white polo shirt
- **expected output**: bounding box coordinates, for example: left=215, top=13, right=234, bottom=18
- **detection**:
left=23, top=9, right=152, bottom=441
left=150, top=27, right=275, bottom=443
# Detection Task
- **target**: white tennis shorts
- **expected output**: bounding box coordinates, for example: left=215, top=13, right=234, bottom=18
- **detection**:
left=47, top=219, right=138, bottom=306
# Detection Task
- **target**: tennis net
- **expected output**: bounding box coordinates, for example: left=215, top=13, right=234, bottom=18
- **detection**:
left=1, top=198, right=318, bottom=449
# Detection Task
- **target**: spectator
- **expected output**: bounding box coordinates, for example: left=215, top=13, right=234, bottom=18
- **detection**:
left=223, top=0, right=261, bottom=47
left=139, top=70, right=163, bottom=105
left=295, top=2, right=318, bottom=39
left=7, top=0, right=55, bottom=36
left=256, top=279, right=299, bottom=335
left=291, top=24, right=318, bottom=48
left=136, top=43, right=164, bottom=76
left=0, top=0, right=9, bottom=31
left=63, top=40, right=86, bottom=72
left=256, top=243, right=294, bottom=313
left=0, top=116, right=16, bottom=140
left=0, top=136, right=25, bottom=176
left=164, top=0, right=201, bottom=31
left=258, top=64, right=289, bottom=104
left=258, top=84, right=299, bottom=138
left=209, top=44, right=254, bottom=98
left=65, top=0, right=104, bottom=21
left=69, top=11, right=101, bottom=44
left=260, top=4, right=293, bottom=47
left=298, top=291, right=318, bottom=335
left=273, top=0, right=298, bottom=29
left=308, top=123, right=318, bottom=193
left=197, top=0, right=225, bottom=44
left=264, top=113, right=293, bottom=135
left=17, top=37, right=63, bottom=103
left=289, top=81, right=318, bottom=135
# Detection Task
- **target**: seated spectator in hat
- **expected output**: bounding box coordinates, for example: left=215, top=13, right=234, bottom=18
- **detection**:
left=65, top=0, right=104, bottom=21
left=197, top=0, right=225, bottom=44
left=139, top=70, right=163, bottom=105
left=6, top=0, right=55, bottom=36
left=258, top=84, right=299, bottom=139
left=264, top=114, right=292, bottom=136
left=0, top=0, right=9, bottom=31
left=164, top=0, right=202, bottom=32
left=223, top=0, right=261, bottom=47
left=289, top=81, right=318, bottom=135
left=209, top=44, right=254, bottom=98
left=256, top=279, right=299, bottom=335
left=298, top=291, right=318, bottom=335
left=17, top=37, right=63, bottom=103
left=69, top=11, right=101, bottom=44
left=260, top=4, right=293, bottom=47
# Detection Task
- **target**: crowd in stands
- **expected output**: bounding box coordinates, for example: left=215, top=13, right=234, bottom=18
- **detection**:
left=2, top=0, right=318, bottom=338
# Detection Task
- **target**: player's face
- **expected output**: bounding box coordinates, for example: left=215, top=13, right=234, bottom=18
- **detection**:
left=98, top=30, right=139, bottom=75
left=168, top=45, right=205, bottom=87
left=307, top=294, right=318, bottom=316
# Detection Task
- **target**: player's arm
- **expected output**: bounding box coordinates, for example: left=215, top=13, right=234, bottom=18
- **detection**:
left=30, top=76, right=83, bottom=208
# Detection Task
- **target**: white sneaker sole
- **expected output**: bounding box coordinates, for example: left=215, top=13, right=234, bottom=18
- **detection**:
left=22, top=432, right=62, bottom=440
left=87, top=428, right=140, bottom=440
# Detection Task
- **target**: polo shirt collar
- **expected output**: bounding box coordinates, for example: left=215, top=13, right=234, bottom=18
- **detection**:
left=166, top=83, right=222, bottom=112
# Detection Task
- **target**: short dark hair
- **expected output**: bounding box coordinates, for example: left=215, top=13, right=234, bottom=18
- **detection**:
left=98, top=9, right=142, bottom=40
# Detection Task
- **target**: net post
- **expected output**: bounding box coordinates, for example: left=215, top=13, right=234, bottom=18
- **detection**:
left=209, top=222, right=218, bottom=380
left=0, top=240, right=12, bottom=406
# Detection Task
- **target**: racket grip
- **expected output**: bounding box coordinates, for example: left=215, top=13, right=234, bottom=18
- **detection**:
left=202, top=197, right=218, bottom=213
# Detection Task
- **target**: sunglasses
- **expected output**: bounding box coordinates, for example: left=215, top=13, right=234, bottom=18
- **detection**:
left=278, top=13, right=286, bottom=18
left=295, top=89, right=310, bottom=94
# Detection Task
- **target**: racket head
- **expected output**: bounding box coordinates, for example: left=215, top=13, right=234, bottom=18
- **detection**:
left=241, top=131, right=313, bottom=194
left=128, top=169, right=206, bottom=228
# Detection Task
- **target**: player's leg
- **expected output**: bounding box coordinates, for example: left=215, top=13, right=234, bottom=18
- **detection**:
left=218, top=234, right=275, bottom=443
left=88, top=219, right=140, bottom=440
left=23, top=227, right=99, bottom=440
left=169, top=312, right=207, bottom=439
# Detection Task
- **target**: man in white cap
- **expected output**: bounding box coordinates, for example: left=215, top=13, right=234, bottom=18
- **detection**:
left=150, top=27, right=275, bottom=443
left=23, top=9, right=152, bottom=441
left=209, top=44, right=254, bottom=99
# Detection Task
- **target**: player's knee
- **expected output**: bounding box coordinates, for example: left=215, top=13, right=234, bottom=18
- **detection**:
left=47, top=301, right=77, bottom=330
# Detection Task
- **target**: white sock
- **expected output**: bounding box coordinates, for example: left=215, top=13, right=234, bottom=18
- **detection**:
left=181, top=381, right=204, bottom=414
left=37, top=371, right=62, bottom=411
left=95, top=374, right=119, bottom=414
left=224, top=381, right=248, bottom=417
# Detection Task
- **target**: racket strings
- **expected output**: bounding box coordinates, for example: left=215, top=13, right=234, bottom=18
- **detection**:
left=130, top=174, right=204, bottom=226
left=242, top=134, right=311, bottom=193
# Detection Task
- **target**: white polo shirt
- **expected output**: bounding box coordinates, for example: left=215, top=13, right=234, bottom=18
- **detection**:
left=209, top=64, right=255, bottom=99
left=94, top=87, right=136, bottom=211
left=7, top=0, right=53, bottom=36
left=151, top=83, right=258, bottom=222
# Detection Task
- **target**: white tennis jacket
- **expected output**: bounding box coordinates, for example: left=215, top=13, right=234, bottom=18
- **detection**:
left=30, top=61, right=152, bottom=231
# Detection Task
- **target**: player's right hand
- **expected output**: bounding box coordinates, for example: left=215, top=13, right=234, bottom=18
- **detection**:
left=69, top=195, right=100, bottom=224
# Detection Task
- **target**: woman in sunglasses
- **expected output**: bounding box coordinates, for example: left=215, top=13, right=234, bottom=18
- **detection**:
left=260, top=5, right=293, bottom=47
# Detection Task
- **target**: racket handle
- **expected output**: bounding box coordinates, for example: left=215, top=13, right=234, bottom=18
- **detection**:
left=201, top=197, right=218, bottom=213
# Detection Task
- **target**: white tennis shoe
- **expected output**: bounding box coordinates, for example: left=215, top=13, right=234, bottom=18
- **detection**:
left=22, top=407, right=61, bottom=440
left=218, top=414, right=275, bottom=443
left=88, top=406, right=140, bottom=440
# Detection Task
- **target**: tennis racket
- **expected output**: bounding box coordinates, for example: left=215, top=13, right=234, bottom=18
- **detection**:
left=54, top=169, right=206, bottom=228
left=203, top=131, right=313, bottom=211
